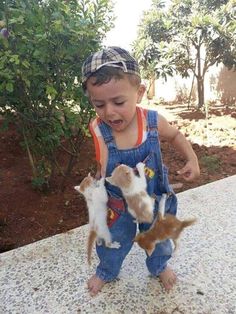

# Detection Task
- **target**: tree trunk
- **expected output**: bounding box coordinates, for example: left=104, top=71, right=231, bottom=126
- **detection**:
left=187, top=74, right=195, bottom=109
left=147, top=76, right=155, bottom=100
left=196, top=45, right=205, bottom=108
left=197, top=76, right=204, bottom=108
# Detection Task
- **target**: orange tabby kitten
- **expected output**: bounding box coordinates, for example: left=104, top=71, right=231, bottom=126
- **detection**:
left=134, top=194, right=196, bottom=256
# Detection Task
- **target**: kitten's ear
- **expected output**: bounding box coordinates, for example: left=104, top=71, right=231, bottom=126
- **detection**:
left=99, top=177, right=105, bottom=184
left=146, top=246, right=155, bottom=257
left=88, top=172, right=91, bottom=177
left=74, top=185, right=80, bottom=192
left=105, top=176, right=112, bottom=184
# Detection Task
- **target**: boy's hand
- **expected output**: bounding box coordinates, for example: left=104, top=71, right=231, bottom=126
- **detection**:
left=177, top=160, right=200, bottom=182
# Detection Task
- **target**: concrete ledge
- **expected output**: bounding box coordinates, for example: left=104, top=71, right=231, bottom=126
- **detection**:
left=1, top=175, right=236, bottom=314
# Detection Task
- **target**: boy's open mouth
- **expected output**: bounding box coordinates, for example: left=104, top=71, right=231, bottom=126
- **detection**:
left=109, top=119, right=123, bottom=126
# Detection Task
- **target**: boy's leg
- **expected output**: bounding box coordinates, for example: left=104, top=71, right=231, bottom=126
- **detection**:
left=159, top=266, right=177, bottom=291
left=145, top=240, right=176, bottom=291
left=139, top=216, right=176, bottom=292
left=88, top=211, right=137, bottom=296
left=146, top=191, right=177, bottom=291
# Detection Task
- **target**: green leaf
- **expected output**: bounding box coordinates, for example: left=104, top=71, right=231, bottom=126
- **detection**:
left=46, top=86, right=58, bottom=100
left=6, top=82, right=13, bottom=92
left=22, top=60, right=30, bottom=68
left=9, top=55, right=20, bottom=64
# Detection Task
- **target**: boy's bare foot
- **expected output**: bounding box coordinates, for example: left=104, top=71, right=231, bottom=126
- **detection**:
left=87, top=274, right=106, bottom=296
left=159, top=266, right=177, bottom=291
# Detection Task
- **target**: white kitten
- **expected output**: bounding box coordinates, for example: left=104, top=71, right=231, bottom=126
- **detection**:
left=74, top=173, right=120, bottom=265
left=106, top=162, right=154, bottom=223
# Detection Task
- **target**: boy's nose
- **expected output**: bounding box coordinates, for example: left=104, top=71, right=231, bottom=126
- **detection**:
left=105, top=103, right=115, bottom=117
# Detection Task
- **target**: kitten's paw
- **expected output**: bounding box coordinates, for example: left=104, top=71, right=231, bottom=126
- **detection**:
left=96, top=238, right=103, bottom=246
left=136, top=162, right=145, bottom=172
left=110, top=241, right=121, bottom=249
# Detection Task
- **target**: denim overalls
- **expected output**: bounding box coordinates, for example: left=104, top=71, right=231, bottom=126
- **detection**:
left=96, top=109, right=177, bottom=282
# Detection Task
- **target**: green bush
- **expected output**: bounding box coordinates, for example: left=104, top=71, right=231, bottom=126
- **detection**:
left=0, top=0, right=113, bottom=190
left=200, top=155, right=221, bottom=173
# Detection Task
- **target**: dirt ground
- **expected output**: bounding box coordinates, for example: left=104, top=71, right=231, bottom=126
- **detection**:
left=1, top=103, right=236, bottom=253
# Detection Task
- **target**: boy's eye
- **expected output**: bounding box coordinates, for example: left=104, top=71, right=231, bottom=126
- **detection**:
left=93, top=103, right=104, bottom=108
left=115, top=101, right=125, bottom=105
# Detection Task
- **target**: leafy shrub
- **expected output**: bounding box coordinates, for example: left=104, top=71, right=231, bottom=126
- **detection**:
left=0, top=0, right=113, bottom=190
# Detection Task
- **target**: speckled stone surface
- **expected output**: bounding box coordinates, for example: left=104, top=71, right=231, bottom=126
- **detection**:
left=1, top=175, right=236, bottom=314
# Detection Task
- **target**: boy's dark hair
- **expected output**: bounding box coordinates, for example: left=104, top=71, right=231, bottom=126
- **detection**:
left=86, top=66, right=141, bottom=90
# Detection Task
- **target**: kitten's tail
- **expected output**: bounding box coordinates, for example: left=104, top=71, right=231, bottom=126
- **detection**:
left=158, top=193, right=168, bottom=219
left=182, top=218, right=197, bottom=228
left=87, top=230, right=97, bottom=265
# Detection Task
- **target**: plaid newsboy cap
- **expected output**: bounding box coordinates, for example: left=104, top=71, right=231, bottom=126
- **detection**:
left=81, top=46, right=140, bottom=86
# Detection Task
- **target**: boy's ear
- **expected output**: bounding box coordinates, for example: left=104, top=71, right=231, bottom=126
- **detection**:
left=137, top=84, right=146, bottom=104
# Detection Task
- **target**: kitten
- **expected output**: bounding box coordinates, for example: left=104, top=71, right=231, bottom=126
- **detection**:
left=134, top=194, right=196, bottom=256
left=74, top=174, right=120, bottom=265
left=106, top=162, right=154, bottom=223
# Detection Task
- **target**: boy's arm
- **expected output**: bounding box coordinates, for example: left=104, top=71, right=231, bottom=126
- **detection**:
left=158, top=114, right=200, bottom=182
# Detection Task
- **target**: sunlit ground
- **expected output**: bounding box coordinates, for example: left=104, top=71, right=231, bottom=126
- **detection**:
left=141, top=100, right=236, bottom=148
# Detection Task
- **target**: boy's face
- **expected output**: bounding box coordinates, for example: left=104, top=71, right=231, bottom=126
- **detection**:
left=86, top=75, right=145, bottom=132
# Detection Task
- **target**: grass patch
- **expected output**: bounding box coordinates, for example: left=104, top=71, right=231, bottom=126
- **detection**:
left=200, top=155, right=221, bottom=173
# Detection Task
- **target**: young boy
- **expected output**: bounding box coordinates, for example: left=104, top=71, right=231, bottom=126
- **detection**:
left=81, top=46, right=200, bottom=296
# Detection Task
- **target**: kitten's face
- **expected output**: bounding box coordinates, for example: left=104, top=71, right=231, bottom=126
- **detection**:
left=74, top=173, right=94, bottom=194
left=134, top=233, right=155, bottom=256
left=106, top=164, right=132, bottom=189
